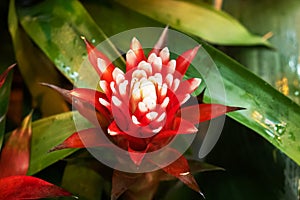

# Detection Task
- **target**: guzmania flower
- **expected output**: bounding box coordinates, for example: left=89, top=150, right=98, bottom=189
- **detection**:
left=46, top=28, right=243, bottom=197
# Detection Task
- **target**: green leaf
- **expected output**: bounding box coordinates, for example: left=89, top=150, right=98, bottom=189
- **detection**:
left=27, top=111, right=92, bottom=175
left=61, top=162, right=104, bottom=200
left=16, top=0, right=300, bottom=166
left=8, top=0, right=69, bottom=117
left=187, top=42, right=300, bottom=165
left=17, top=0, right=124, bottom=87
left=115, top=0, right=271, bottom=46
left=0, top=65, right=13, bottom=150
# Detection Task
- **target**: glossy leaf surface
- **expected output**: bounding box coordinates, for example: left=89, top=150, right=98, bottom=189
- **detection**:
left=27, top=111, right=92, bottom=175
left=116, top=0, right=270, bottom=46
left=61, top=163, right=103, bottom=200
left=0, top=175, right=73, bottom=199
left=8, top=0, right=69, bottom=117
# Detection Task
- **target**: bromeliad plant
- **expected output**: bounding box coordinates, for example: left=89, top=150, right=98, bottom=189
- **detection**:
left=44, top=28, right=243, bottom=199
left=0, top=65, right=73, bottom=200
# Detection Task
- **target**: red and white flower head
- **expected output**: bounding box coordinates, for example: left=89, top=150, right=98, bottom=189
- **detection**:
left=47, top=27, right=242, bottom=195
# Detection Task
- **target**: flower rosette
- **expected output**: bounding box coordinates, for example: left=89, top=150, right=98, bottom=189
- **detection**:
left=47, top=27, right=243, bottom=194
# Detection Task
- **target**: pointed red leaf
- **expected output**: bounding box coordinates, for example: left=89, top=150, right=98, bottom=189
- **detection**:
left=41, top=83, right=112, bottom=127
left=180, top=104, right=245, bottom=124
left=151, top=148, right=202, bottom=194
left=149, top=26, right=169, bottom=56
left=0, top=64, right=15, bottom=88
left=82, top=37, right=115, bottom=82
left=175, top=46, right=200, bottom=76
left=0, top=175, right=73, bottom=199
left=49, top=128, right=110, bottom=152
left=0, top=111, right=32, bottom=178
left=128, top=145, right=149, bottom=166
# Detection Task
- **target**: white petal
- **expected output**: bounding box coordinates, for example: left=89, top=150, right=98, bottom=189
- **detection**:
left=97, top=58, right=107, bottom=73
left=131, top=37, right=141, bottom=51
left=167, top=60, right=176, bottom=74
left=140, top=80, right=156, bottom=100
left=137, top=61, right=152, bottom=75
left=116, top=74, right=125, bottom=85
left=99, top=80, right=108, bottom=94
left=190, top=78, right=202, bottom=91
left=172, top=78, right=180, bottom=91
left=138, top=102, right=148, bottom=112
left=160, top=97, right=169, bottom=109
left=154, top=73, right=162, bottom=86
left=112, top=96, right=122, bottom=107
left=99, top=98, right=110, bottom=107
left=126, top=49, right=137, bottom=66
left=165, top=74, right=173, bottom=87
left=147, top=53, right=157, bottom=63
left=152, top=126, right=162, bottom=133
left=131, top=82, right=141, bottom=101
left=143, top=96, right=156, bottom=110
left=119, top=80, right=128, bottom=96
left=160, top=83, right=168, bottom=98
left=130, top=77, right=138, bottom=90
left=159, top=47, right=170, bottom=63
left=132, top=115, right=141, bottom=125
left=112, top=68, right=124, bottom=84
left=110, top=81, right=117, bottom=94
left=108, top=128, right=118, bottom=136
left=132, top=69, right=147, bottom=80
left=146, top=111, right=158, bottom=121
left=153, top=57, right=162, bottom=72
left=157, top=112, right=166, bottom=122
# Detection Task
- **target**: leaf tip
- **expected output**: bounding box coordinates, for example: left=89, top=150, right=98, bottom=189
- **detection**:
left=199, top=191, right=206, bottom=199
left=48, top=144, right=66, bottom=153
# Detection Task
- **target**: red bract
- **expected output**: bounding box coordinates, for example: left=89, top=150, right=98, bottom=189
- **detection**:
left=48, top=28, right=243, bottom=196
left=0, top=64, right=15, bottom=89
left=0, top=110, right=73, bottom=199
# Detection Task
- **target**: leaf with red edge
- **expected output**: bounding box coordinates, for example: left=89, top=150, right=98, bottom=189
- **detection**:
left=0, top=111, right=32, bottom=178
left=180, top=104, right=245, bottom=124
left=0, top=64, right=15, bottom=89
left=82, top=36, right=116, bottom=82
left=150, top=148, right=202, bottom=196
left=163, top=156, right=201, bottom=194
left=0, top=175, right=73, bottom=199
left=49, top=128, right=110, bottom=152
left=41, top=83, right=112, bottom=127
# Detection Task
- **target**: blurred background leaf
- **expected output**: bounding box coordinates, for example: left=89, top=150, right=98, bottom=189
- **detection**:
left=115, top=0, right=271, bottom=46
left=8, top=0, right=70, bottom=117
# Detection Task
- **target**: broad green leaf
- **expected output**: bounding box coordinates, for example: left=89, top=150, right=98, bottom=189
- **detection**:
left=61, top=163, right=104, bottom=200
left=17, top=0, right=124, bottom=87
left=8, top=0, right=69, bottom=117
left=16, top=0, right=300, bottom=166
left=221, top=0, right=300, bottom=105
left=186, top=42, right=300, bottom=165
left=115, top=0, right=271, bottom=46
left=27, top=111, right=92, bottom=175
